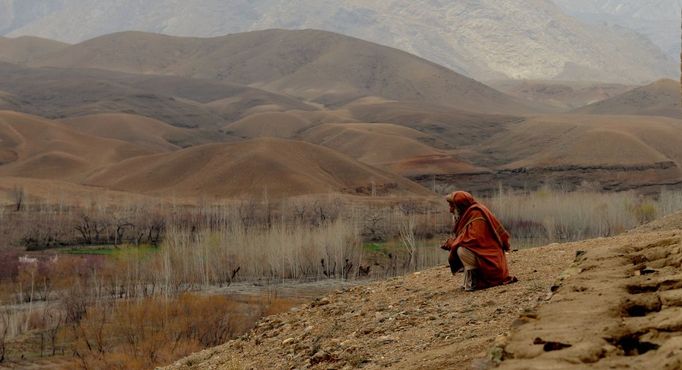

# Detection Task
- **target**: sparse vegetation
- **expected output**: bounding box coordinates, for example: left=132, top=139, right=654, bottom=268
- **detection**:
left=1, top=187, right=682, bottom=367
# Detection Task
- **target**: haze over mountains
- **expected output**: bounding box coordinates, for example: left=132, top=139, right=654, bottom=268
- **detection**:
left=554, top=0, right=682, bottom=62
left=0, top=0, right=675, bottom=84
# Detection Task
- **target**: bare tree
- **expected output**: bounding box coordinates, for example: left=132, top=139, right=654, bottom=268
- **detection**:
left=399, top=215, right=417, bottom=271
left=10, top=185, right=24, bottom=212
left=0, top=311, right=8, bottom=363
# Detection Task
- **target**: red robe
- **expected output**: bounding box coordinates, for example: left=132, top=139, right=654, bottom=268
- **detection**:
left=444, top=192, right=516, bottom=289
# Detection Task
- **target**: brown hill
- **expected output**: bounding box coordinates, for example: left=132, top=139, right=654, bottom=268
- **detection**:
left=474, top=114, right=682, bottom=169
left=0, top=111, right=158, bottom=181
left=60, top=113, right=221, bottom=151
left=344, top=99, right=523, bottom=147
left=302, top=123, right=477, bottom=177
left=447, top=114, right=682, bottom=193
left=490, top=80, right=635, bottom=112
left=85, top=138, right=432, bottom=198
left=0, top=36, right=69, bottom=64
left=113, top=74, right=319, bottom=121
left=31, top=30, right=534, bottom=115
left=0, top=62, right=319, bottom=129
left=575, top=79, right=681, bottom=119
left=0, top=63, right=227, bottom=128
left=223, top=112, right=321, bottom=139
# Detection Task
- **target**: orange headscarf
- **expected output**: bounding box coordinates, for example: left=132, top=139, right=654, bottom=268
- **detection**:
left=446, top=191, right=511, bottom=252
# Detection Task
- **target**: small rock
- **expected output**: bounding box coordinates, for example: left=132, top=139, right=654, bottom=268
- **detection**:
left=377, top=335, right=396, bottom=344
left=282, top=338, right=295, bottom=345
left=311, top=350, right=331, bottom=364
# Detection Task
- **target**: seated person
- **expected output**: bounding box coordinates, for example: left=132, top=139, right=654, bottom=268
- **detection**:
left=441, top=191, right=517, bottom=291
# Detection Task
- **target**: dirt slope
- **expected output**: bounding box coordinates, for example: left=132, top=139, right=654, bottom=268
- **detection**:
left=165, top=243, right=585, bottom=369
left=499, top=229, right=682, bottom=369
left=167, top=218, right=682, bottom=369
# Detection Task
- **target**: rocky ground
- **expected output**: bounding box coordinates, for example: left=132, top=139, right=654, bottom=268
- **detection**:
left=498, top=214, right=682, bottom=369
left=165, top=213, right=682, bottom=370
left=164, top=243, right=584, bottom=369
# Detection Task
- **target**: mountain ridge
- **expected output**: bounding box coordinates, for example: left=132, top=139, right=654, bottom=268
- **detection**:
left=0, top=0, right=674, bottom=83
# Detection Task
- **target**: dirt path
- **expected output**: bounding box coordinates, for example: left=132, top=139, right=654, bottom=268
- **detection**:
left=164, top=242, right=585, bottom=370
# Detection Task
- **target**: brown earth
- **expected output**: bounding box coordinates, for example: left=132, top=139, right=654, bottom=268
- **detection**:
left=165, top=217, right=682, bottom=370
left=498, top=227, right=682, bottom=368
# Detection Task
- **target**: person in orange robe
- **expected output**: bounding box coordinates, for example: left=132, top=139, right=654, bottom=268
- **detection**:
left=441, top=191, right=517, bottom=291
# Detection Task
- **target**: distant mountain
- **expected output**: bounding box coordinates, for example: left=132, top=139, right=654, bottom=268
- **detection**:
left=490, top=80, right=635, bottom=112
left=0, top=62, right=316, bottom=127
left=0, top=35, right=68, bottom=64
left=0, top=0, right=675, bottom=83
left=28, top=29, right=533, bottom=114
left=554, top=0, right=682, bottom=62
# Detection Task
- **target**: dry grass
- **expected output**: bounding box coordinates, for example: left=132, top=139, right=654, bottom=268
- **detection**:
left=485, top=187, right=682, bottom=247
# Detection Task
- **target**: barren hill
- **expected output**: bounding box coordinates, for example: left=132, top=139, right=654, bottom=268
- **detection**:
left=301, top=123, right=477, bottom=177
left=575, top=79, right=682, bottom=119
left=1, top=0, right=675, bottom=83
left=165, top=216, right=682, bottom=369
left=0, top=62, right=320, bottom=128
left=60, top=113, right=220, bottom=151
left=0, top=63, right=227, bottom=128
left=0, top=35, right=68, bottom=64
left=0, top=111, right=158, bottom=181
left=478, top=114, right=682, bottom=169
left=343, top=99, right=523, bottom=147
left=85, top=138, right=432, bottom=198
left=29, top=29, right=533, bottom=114
left=440, top=114, right=682, bottom=194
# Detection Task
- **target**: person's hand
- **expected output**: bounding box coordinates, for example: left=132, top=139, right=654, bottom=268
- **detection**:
left=440, top=238, right=454, bottom=251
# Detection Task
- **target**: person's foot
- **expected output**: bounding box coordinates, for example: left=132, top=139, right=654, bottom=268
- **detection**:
left=464, top=269, right=478, bottom=291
